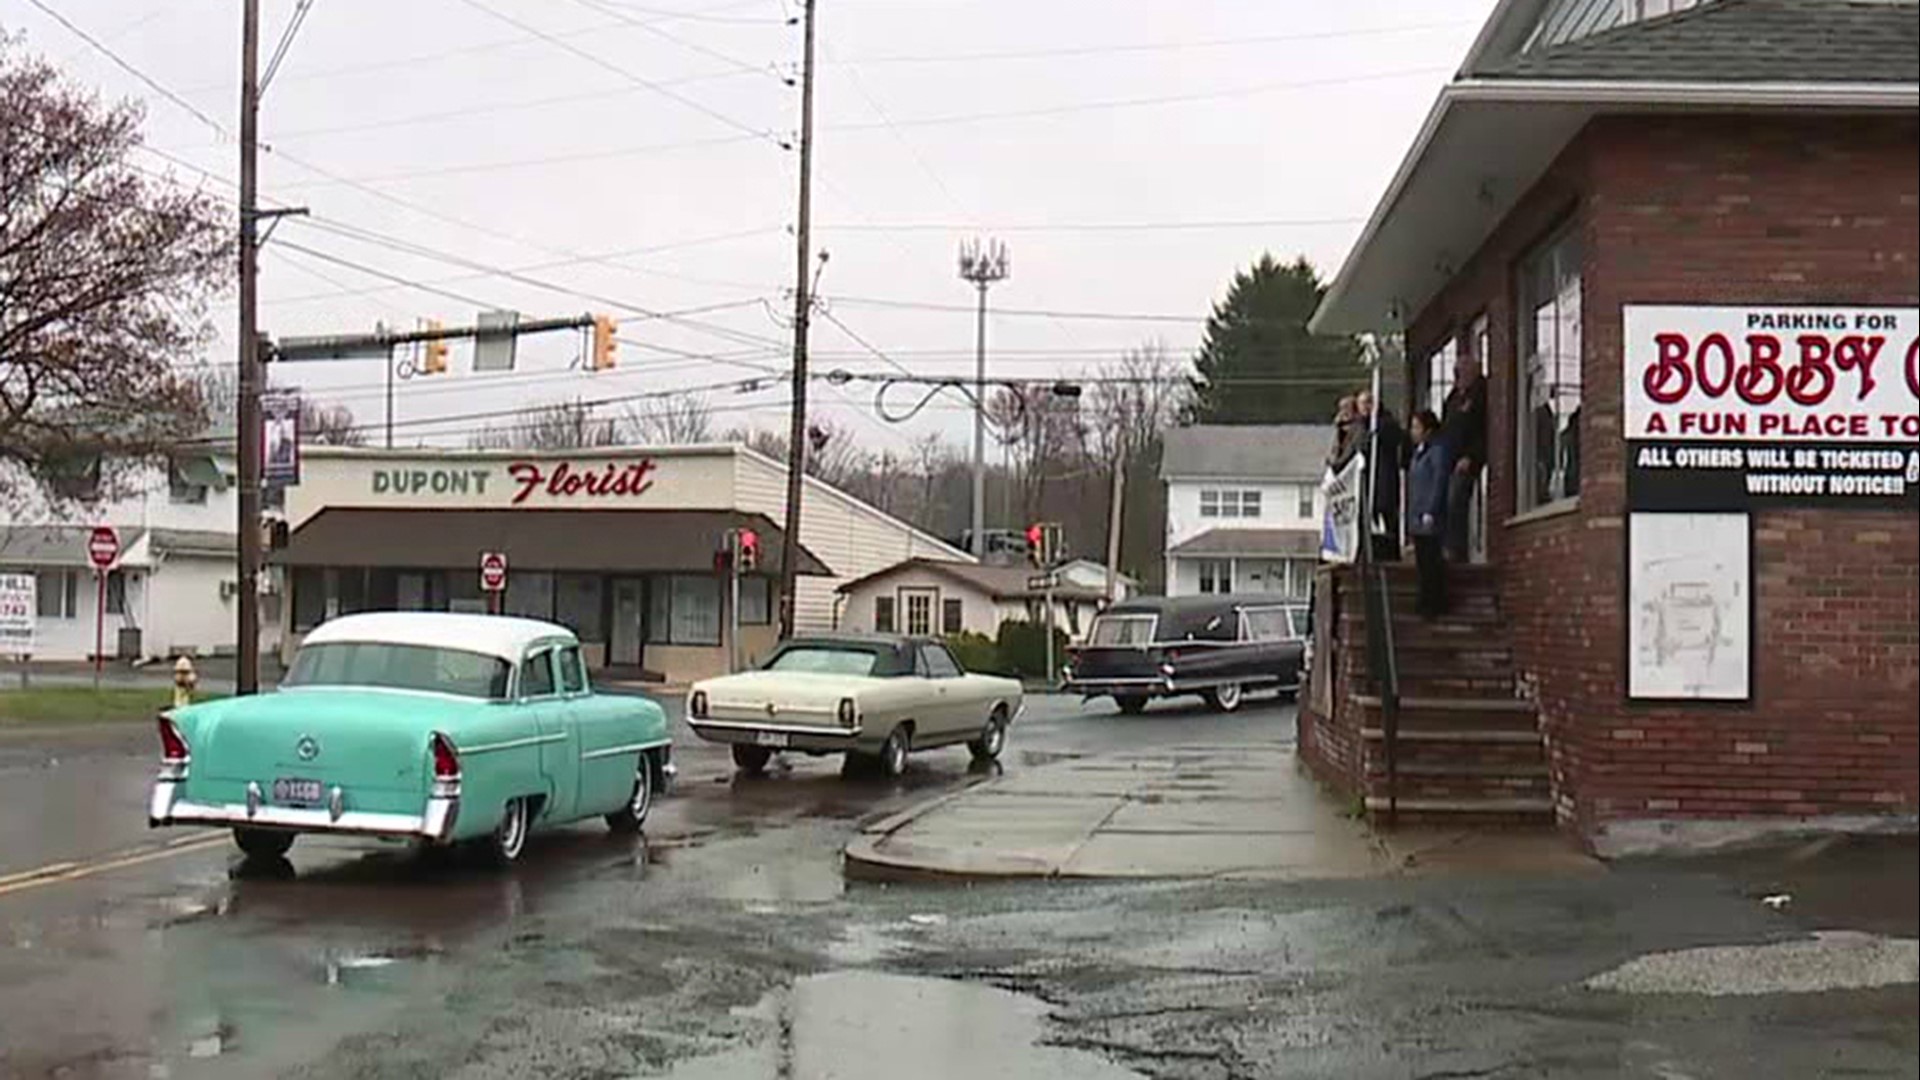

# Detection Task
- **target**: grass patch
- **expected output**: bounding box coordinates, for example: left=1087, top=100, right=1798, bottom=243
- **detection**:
left=0, top=687, right=224, bottom=726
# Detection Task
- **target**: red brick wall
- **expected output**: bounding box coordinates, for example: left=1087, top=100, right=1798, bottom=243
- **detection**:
left=1409, top=113, right=1920, bottom=842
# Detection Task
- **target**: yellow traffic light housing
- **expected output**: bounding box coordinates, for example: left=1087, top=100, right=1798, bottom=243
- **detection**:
left=591, top=314, right=618, bottom=370
left=422, top=320, right=449, bottom=374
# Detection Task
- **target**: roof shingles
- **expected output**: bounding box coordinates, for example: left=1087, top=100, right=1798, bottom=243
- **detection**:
left=1483, top=0, right=1920, bottom=84
left=1160, top=425, right=1335, bottom=481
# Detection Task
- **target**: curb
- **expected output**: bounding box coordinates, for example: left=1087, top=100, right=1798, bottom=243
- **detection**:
left=843, top=775, right=1064, bottom=884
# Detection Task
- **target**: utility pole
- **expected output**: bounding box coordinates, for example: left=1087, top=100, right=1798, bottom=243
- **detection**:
left=235, top=0, right=263, bottom=695
left=958, top=239, right=1009, bottom=560
left=1104, top=455, right=1125, bottom=603
left=777, top=0, right=819, bottom=639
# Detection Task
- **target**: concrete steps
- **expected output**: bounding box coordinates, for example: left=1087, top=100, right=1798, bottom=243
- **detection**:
left=1340, top=570, right=1555, bottom=828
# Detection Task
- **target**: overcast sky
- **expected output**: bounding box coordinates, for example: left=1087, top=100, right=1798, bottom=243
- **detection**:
left=5, top=0, right=1493, bottom=452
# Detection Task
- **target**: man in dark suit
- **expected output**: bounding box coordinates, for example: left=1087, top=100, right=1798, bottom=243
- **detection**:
left=1438, top=351, right=1486, bottom=562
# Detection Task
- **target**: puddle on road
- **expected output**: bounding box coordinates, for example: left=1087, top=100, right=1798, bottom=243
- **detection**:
left=661, top=971, right=1144, bottom=1080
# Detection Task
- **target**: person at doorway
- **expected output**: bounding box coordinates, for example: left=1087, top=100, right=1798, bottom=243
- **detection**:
left=1353, top=388, right=1405, bottom=561
left=1406, top=409, right=1453, bottom=617
left=1326, top=395, right=1359, bottom=470
left=1439, top=349, right=1486, bottom=563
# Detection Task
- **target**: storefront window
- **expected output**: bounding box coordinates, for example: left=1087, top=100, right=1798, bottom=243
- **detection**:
left=1517, top=224, right=1583, bottom=511
left=555, top=573, right=605, bottom=641
left=292, top=567, right=326, bottom=631
left=648, top=575, right=720, bottom=646
left=505, top=571, right=555, bottom=622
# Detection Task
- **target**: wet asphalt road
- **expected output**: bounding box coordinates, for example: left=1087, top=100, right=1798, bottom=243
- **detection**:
left=1, top=692, right=1915, bottom=1080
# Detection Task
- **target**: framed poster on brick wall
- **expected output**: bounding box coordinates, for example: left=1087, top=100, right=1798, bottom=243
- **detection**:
left=1626, top=512, right=1752, bottom=702
left=1623, top=305, right=1919, bottom=512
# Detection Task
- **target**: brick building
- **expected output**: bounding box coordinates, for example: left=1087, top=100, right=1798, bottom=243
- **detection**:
left=1304, top=0, right=1918, bottom=854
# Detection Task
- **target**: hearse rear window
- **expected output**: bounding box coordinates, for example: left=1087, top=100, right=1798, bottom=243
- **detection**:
left=1089, top=615, right=1157, bottom=646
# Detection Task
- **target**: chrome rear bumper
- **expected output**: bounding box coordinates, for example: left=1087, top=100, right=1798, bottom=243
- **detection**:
left=687, top=718, right=862, bottom=752
left=148, top=779, right=459, bottom=843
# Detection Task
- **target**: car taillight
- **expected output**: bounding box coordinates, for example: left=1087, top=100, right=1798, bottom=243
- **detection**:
left=690, top=690, right=709, bottom=719
left=430, top=732, right=461, bottom=785
left=157, top=715, right=190, bottom=780
left=837, top=698, right=858, bottom=727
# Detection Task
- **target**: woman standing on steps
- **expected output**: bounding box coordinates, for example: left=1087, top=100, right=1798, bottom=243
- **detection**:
left=1406, top=409, right=1453, bottom=618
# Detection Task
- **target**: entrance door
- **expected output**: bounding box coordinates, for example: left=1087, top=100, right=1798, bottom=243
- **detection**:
left=898, top=588, right=937, bottom=637
left=610, top=578, right=644, bottom=668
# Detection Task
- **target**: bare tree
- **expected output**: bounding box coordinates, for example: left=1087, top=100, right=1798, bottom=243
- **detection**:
left=469, top=400, right=619, bottom=450
left=1083, top=342, right=1190, bottom=469
left=300, top=400, right=364, bottom=447
left=1, top=41, right=230, bottom=503
left=730, top=419, right=871, bottom=490
left=623, top=392, right=714, bottom=445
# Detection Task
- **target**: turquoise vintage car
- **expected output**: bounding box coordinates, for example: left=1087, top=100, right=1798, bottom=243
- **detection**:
left=149, top=612, right=672, bottom=864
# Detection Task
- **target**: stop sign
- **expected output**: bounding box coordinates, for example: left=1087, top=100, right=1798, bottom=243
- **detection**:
left=479, top=551, right=508, bottom=593
left=87, top=526, right=120, bottom=569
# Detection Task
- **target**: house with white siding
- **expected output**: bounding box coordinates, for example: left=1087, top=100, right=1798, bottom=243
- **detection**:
left=0, top=453, right=264, bottom=661
left=1161, top=425, right=1331, bottom=601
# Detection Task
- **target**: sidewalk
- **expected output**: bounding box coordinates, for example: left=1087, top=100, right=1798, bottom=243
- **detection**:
left=846, top=743, right=1603, bottom=882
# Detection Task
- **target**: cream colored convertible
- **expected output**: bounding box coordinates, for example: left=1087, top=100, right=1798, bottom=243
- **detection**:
left=687, top=635, right=1024, bottom=777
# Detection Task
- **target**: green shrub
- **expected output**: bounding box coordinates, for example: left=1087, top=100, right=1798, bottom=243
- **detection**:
left=994, top=619, right=1069, bottom=680
left=944, top=631, right=1006, bottom=676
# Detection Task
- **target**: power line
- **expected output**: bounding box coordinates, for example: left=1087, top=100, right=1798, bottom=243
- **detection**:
left=269, top=225, right=783, bottom=305
left=815, top=307, right=915, bottom=378
left=269, top=73, right=766, bottom=142
left=20, top=0, right=233, bottom=138
left=823, top=294, right=1210, bottom=323
left=832, top=20, right=1472, bottom=66
left=453, top=0, right=783, bottom=145
left=818, top=216, right=1365, bottom=234
left=564, top=0, right=789, bottom=85
left=260, top=0, right=318, bottom=93
left=288, top=216, right=792, bottom=353
left=256, top=65, right=1445, bottom=191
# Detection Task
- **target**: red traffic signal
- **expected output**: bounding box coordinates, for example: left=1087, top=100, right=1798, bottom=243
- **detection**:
left=1026, top=523, right=1044, bottom=566
left=737, top=528, right=760, bottom=572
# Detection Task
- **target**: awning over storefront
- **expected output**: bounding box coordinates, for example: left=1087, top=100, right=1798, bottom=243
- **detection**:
left=273, top=509, right=832, bottom=576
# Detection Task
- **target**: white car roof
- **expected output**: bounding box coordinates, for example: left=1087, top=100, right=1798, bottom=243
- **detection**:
left=299, top=612, right=575, bottom=663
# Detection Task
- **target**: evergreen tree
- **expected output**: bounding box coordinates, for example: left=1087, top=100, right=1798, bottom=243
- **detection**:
left=1188, top=255, right=1364, bottom=425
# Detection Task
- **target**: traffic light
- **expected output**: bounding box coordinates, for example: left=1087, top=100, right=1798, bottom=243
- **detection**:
left=422, top=320, right=449, bottom=374
left=591, top=314, right=618, bottom=370
left=1026, top=523, right=1045, bottom=567
left=737, top=528, right=760, bottom=572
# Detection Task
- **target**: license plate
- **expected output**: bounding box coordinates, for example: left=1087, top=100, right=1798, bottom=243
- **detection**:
left=753, top=731, right=789, bottom=749
left=273, top=777, right=324, bottom=803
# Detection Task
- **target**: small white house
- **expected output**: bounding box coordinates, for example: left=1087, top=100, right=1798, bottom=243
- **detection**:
left=836, top=558, right=1109, bottom=642
left=1161, top=425, right=1329, bottom=601
left=0, top=453, right=272, bottom=661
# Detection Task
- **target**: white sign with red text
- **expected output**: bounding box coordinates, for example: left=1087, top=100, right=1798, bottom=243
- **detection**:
left=1624, top=305, right=1920, bottom=442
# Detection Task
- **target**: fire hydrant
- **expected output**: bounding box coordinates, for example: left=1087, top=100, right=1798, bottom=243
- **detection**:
left=172, top=656, right=198, bottom=709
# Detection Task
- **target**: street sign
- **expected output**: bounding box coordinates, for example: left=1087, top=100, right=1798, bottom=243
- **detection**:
left=1027, top=573, right=1058, bottom=592
left=87, top=526, right=120, bottom=569
left=479, top=551, right=508, bottom=593
left=0, top=573, right=35, bottom=655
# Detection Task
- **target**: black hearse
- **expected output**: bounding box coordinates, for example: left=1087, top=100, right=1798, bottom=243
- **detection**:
left=1062, top=595, right=1308, bottom=714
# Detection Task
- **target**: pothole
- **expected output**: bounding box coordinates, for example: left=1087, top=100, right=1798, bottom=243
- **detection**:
left=660, top=970, right=1145, bottom=1079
